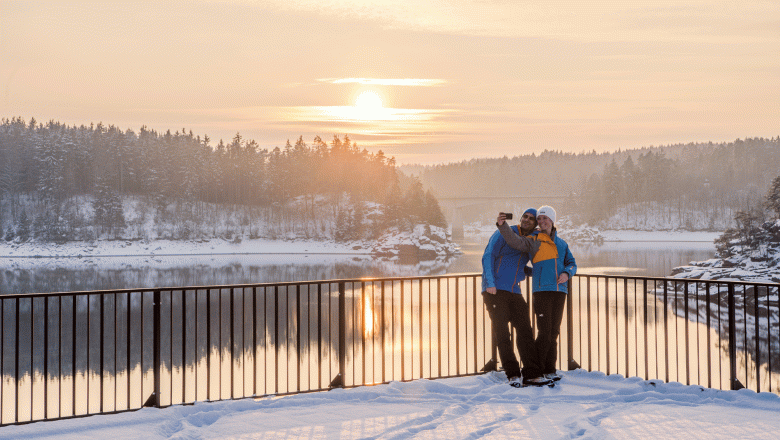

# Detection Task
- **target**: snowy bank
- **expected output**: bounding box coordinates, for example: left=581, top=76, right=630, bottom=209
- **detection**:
left=463, top=221, right=720, bottom=245
left=669, top=219, right=780, bottom=283
left=2, top=369, right=779, bottom=439
left=0, top=225, right=460, bottom=262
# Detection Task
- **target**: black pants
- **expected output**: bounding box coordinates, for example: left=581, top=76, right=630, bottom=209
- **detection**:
left=482, top=290, right=542, bottom=379
left=533, top=291, right=567, bottom=374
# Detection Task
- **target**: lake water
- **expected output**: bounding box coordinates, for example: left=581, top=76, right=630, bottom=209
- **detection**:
left=1, top=237, right=716, bottom=295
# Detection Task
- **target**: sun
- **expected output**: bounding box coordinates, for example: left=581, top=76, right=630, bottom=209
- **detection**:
left=354, top=91, right=383, bottom=110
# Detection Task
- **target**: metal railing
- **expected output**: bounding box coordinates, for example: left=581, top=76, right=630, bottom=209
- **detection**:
left=0, top=275, right=490, bottom=425
left=1, top=273, right=778, bottom=426
left=563, top=275, right=780, bottom=394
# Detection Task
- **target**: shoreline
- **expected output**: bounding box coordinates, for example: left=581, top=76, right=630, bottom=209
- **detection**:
left=0, top=229, right=721, bottom=259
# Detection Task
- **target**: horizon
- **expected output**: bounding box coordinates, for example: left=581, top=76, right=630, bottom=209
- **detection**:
left=2, top=1, right=779, bottom=165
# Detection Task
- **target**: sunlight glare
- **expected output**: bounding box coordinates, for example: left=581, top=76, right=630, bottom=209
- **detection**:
left=355, top=91, right=383, bottom=110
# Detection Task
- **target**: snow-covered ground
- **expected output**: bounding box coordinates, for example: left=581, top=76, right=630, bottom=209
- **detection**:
left=0, top=225, right=460, bottom=260
left=2, top=369, right=779, bottom=439
left=0, top=237, right=364, bottom=258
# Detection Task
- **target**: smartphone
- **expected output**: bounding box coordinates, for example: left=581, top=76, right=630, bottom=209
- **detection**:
left=504, top=213, right=513, bottom=220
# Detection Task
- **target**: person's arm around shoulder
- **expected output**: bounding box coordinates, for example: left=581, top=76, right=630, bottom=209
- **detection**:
left=496, top=213, right=540, bottom=256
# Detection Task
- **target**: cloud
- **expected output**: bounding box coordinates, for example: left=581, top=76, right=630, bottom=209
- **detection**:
left=319, top=78, right=447, bottom=86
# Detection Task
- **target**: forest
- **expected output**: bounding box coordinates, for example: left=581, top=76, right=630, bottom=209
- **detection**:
left=407, top=137, right=780, bottom=230
left=0, top=117, right=446, bottom=243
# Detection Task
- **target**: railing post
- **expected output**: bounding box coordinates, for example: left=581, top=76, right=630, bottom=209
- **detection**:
left=153, top=290, right=161, bottom=407
left=330, top=282, right=346, bottom=388
left=727, top=283, right=743, bottom=390
left=567, top=278, right=577, bottom=370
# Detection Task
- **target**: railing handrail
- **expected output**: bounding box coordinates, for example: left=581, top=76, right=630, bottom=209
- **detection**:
left=4, top=272, right=778, bottom=300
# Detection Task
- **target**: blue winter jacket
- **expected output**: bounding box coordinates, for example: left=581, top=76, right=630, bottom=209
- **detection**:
left=528, top=229, right=577, bottom=293
left=481, top=226, right=531, bottom=294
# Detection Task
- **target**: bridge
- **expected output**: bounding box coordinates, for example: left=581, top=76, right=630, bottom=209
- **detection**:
left=436, top=195, right=569, bottom=239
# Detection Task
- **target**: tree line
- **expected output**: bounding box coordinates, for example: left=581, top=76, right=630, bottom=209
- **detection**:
left=0, top=117, right=446, bottom=243
left=409, top=138, right=780, bottom=230
left=715, top=174, right=780, bottom=259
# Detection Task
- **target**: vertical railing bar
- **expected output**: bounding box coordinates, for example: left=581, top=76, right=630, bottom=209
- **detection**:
left=578, top=277, right=583, bottom=368
left=86, top=295, right=91, bottom=415
left=623, top=278, right=629, bottom=377
left=229, top=288, right=235, bottom=399
left=59, top=296, right=63, bottom=419
left=153, top=290, right=161, bottom=408
left=337, top=282, right=346, bottom=388
left=169, top=291, right=173, bottom=405
left=663, top=281, right=669, bottom=383
left=472, top=276, right=477, bottom=374
left=182, top=290, right=187, bottom=404
left=653, top=280, right=659, bottom=381
left=0, top=298, right=3, bottom=424
left=766, top=286, right=780, bottom=393
left=242, top=287, right=247, bottom=396
left=604, top=277, right=610, bottom=375
left=401, top=281, right=405, bottom=381
left=252, top=286, right=262, bottom=396
left=317, top=284, right=322, bottom=390
left=274, top=286, right=279, bottom=394
left=717, top=283, right=723, bottom=390
left=437, top=278, right=442, bottom=378
left=295, top=285, right=300, bottom=393
left=455, top=277, right=460, bottom=377
left=419, top=279, right=423, bottom=380
left=743, top=285, right=748, bottom=389
left=381, top=281, right=386, bottom=383
left=705, top=282, right=712, bottom=389
left=126, top=292, right=131, bottom=410
left=360, top=282, right=366, bottom=386
left=642, top=279, right=648, bottom=380
left=43, top=297, right=49, bottom=420
left=206, top=289, right=212, bottom=400
left=770, top=285, right=777, bottom=393
left=15, top=297, right=20, bottom=423
left=113, top=293, right=117, bottom=412
left=217, top=289, right=222, bottom=400
left=727, top=283, right=737, bottom=390
left=195, top=290, right=200, bottom=401
left=695, top=282, right=700, bottom=386
left=676, top=281, right=681, bottom=383
left=754, top=285, right=761, bottom=393
left=587, top=276, right=592, bottom=371
left=566, top=277, right=574, bottom=371
left=71, top=294, right=76, bottom=417
left=99, top=294, right=104, bottom=413
left=633, top=280, right=638, bottom=378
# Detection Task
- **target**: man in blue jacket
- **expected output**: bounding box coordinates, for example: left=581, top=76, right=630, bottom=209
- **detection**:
left=481, top=208, right=548, bottom=387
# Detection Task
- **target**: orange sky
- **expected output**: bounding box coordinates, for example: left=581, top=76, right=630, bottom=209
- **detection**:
left=1, top=1, right=778, bottom=165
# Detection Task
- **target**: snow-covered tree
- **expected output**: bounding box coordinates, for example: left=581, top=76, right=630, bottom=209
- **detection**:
left=766, top=175, right=780, bottom=218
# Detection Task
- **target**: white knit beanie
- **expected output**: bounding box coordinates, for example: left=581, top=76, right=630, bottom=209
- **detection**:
left=537, top=205, right=556, bottom=223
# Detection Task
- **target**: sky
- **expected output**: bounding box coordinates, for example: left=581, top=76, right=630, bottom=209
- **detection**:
left=1, top=1, right=779, bottom=165
left=2, top=369, right=780, bottom=439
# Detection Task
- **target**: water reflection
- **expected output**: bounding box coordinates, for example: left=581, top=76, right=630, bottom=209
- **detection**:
left=1, top=277, right=493, bottom=424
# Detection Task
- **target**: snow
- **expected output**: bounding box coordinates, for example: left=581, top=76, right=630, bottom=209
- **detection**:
left=0, top=237, right=365, bottom=258
left=2, top=369, right=779, bottom=439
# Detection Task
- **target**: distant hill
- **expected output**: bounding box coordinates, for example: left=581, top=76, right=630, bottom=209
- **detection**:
left=400, top=138, right=780, bottom=230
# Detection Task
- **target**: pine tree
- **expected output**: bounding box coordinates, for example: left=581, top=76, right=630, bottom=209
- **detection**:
left=16, top=209, right=31, bottom=241
left=765, top=175, right=780, bottom=218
